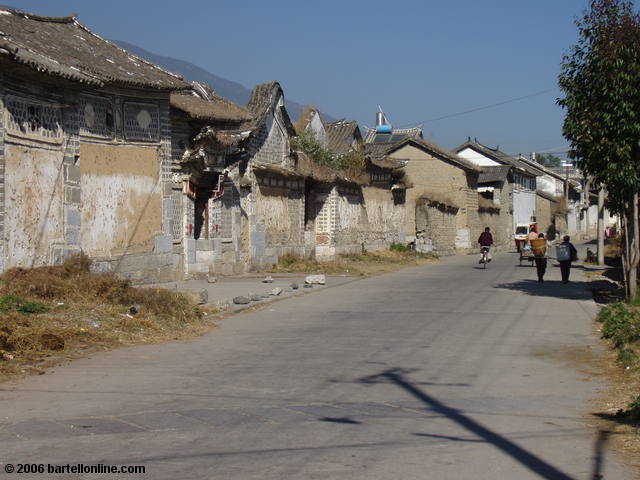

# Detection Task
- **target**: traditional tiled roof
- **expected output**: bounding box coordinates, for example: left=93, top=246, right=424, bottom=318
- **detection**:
left=518, top=156, right=568, bottom=182
left=325, top=119, right=361, bottom=155
left=536, top=190, right=561, bottom=202
left=293, top=151, right=369, bottom=185
left=245, top=80, right=296, bottom=136
left=363, top=126, right=422, bottom=143
left=0, top=8, right=189, bottom=90
left=454, top=140, right=539, bottom=176
left=477, top=165, right=511, bottom=184
left=369, top=156, right=407, bottom=169
left=171, top=92, right=253, bottom=123
left=388, top=137, right=481, bottom=172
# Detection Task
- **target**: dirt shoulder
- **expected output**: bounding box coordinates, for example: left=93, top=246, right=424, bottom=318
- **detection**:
left=583, top=262, right=640, bottom=470
left=0, top=256, right=218, bottom=383
left=265, top=249, right=439, bottom=277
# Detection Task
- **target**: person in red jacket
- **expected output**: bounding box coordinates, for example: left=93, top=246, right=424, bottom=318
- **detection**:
left=478, top=227, right=494, bottom=263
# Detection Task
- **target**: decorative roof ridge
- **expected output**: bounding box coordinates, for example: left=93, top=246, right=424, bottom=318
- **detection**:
left=0, top=8, right=77, bottom=24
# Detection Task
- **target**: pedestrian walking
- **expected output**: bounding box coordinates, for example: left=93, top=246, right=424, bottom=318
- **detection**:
left=556, top=235, right=578, bottom=284
left=532, top=233, right=548, bottom=283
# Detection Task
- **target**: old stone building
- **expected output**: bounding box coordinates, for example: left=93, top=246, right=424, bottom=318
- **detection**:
left=0, top=8, right=191, bottom=282
left=170, top=82, right=255, bottom=276
left=177, top=80, right=304, bottom=273
left=476, top=166, right=513, bottom=250
left=371, top=137, right=483, bottom=255
left=454, top=140, right=539, bottom=240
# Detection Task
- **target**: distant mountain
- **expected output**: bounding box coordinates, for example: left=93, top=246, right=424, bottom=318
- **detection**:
left=113, top=40, right=331, bottom=122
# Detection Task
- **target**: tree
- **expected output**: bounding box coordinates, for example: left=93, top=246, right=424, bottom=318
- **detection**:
left=535, top=153, right=562, bottom=169
left=558, top=0, right=640, bottom=299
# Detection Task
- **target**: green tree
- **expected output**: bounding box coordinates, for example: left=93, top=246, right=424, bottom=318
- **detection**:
left=535, top=153, right=563, bottom=168
left=558, top=0, right=640, bottom=299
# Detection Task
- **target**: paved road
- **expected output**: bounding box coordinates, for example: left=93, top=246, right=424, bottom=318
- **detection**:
left=0, top=250, right=633, bottom=479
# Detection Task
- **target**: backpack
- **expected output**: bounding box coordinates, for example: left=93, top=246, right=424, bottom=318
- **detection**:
left=556, top=244, right=571, bottom=262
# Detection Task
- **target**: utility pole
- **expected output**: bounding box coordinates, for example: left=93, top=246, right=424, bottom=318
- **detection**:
left=597, top=186, right=605, bottom=265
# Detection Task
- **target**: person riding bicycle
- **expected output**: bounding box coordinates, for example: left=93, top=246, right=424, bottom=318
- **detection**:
left=478, top=227, right=494, bottom=263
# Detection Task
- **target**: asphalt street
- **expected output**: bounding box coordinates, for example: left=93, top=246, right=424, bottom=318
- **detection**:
left=0, top=250, right=634, bottom=479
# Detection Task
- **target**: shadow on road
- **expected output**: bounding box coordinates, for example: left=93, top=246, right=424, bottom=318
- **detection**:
left=493, top=279, right=597, bottom=301
left=358, top=367, right=608, bottom=480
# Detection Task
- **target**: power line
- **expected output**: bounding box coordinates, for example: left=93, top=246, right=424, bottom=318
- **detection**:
left=395, top=88, right=557, bottom=128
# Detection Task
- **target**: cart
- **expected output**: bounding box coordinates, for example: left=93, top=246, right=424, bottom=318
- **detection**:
left=519, top=246, right=535, bottom=266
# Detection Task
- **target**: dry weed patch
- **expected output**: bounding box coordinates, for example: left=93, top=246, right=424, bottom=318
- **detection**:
left=267, top=248, right=438, bottom=277
left=0, top=256, right=215, bottom=381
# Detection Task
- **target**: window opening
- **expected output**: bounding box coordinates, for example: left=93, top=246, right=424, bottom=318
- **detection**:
left=123, top=102, right=159, bottom=142
left=5, top=95, right=62, bottom=143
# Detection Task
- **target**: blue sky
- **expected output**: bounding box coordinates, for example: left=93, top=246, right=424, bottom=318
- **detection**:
left=11, top=0, right=599, bottom=159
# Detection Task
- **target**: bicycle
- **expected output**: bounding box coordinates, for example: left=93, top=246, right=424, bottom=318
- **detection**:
left=479, top=246, right=491, bottom=269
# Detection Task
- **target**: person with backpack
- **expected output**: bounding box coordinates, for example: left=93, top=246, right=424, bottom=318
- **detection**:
left=557, top=235, right=578, bottom=283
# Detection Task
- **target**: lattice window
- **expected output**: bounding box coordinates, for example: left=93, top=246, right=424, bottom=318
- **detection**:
left=5, top=95, right=62, bottom=144
left=79, top=95, right=114, bottom=138
left=208, top=198, right=223, bottom=238
left=123, top=102, right=159, bottom=142
left=315, top=196, right=331, bottom=234
left=219, top=182, right=235, bottom=239
left=171, top=192, right=183, bottom=242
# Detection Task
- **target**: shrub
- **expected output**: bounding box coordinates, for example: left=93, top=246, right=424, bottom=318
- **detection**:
left=390, top=242, right=412, bottom=253
left=0, top=295, right=48, bottom=315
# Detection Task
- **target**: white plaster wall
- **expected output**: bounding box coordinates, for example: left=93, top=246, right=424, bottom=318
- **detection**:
left=457, top=147, right=500, bottom=167
left=308, top=112, right=327, bottom=146
left=513, top=189, right=536, bottom=230
left=4, top=145, right=64, bottom=268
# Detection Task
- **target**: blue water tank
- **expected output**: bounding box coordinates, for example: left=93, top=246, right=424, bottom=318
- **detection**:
left=376, top=124, right=392, bottom=133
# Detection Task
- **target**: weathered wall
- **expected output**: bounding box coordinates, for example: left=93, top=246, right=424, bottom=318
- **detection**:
left=477, top=183, right=512, bottom=251
left=80, top=143, right=162, bottom=257
left=333, top=185, right=363, bottom=254
left=415, top=202, right=458, bottom=255
left=360, top=186, right=404, bottom=250
left=4, top=144, right=64, bottom=268
left=535, top=194, right=553, bottom=239
left=247, top=172, right=305, bottom=268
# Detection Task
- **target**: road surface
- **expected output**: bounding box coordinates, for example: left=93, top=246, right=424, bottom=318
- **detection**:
left=0, top=250, right=633, bottom=479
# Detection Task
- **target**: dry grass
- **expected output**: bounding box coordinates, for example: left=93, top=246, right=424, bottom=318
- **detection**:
left=266, top=249, right=438, bottom=277
left=0, top=255, right=216, bottom=382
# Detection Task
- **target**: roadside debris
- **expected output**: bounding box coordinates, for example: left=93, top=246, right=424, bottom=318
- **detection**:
left=305, top=274, right=326, bottom=285
left=233, top=296, right=251, bottom=305
left=183, top=290, right=208, bottom=305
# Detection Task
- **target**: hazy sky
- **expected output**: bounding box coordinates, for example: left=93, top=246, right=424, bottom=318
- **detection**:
left=11, top=1, right=601, bottom=159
